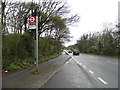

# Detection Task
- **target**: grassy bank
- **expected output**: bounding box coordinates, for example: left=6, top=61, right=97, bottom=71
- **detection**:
left=2, top=33, right=64, bottom=72
left=3, top=51, right=62, bottom=72
left=39, top=52, right=62, bottom=62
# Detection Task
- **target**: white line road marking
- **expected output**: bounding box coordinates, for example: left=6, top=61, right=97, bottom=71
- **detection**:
left=98, top=77, right=107, bottom=85
left=71, top=56, right=74, bottom=60
left=69, top=59, right=72, bottom=62
left=76, top=61, right=79, bottom=63
left=66, top=52, right=108, bottom=86
left=65, top=62, right=69, bottom=64
left=73, top=58, right=76, bottom=61
left=79, top=63, right=82, bottom=66
left=74, top=59, right=77, bottom=62
left=83, top=66, right=87, bottom=68
left=88, top=70, right=94, bottom=74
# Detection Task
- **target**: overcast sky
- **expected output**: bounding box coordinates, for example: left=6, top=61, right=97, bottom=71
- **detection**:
left=5, top=0, right=120, bottom=46
left=64, top=0, right=119, bottom=47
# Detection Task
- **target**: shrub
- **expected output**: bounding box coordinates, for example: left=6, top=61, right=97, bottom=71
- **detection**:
left=31, top=69, right=40, bottom=74
left=22, top=61, right=30, bottom=66
left=2, top=33, right=62, bottom=70
left=2, top=33, right=34, bottom=69
left=6, top=64, right=21, bottom=71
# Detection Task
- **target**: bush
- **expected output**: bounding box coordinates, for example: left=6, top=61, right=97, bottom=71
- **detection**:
left=6, top=64, right=21, bottom=71
left=22, top=61, right=30, bottom=66
left=2, top=33, right=34, bottom=69
left=31, top=69, right=40, bottom=74
left=2, top=33, right=63, bottom=70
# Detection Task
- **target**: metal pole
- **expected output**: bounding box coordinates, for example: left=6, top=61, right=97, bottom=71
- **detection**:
left=36, top=16, right=38, bottom=69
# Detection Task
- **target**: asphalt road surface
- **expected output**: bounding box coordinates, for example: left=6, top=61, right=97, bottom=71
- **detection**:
left=43, top=53, right=118, bottom=88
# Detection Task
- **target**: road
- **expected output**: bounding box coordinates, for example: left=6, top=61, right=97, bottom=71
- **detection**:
left=2, top=52, right=118, bottom=88
left=43, top=52, right=118, bottom=88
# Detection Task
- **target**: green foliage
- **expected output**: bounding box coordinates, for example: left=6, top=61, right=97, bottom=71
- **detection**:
left=17, top=62, right=24, bottom=68
left=2, top=33, right=34, bottom=69
left=38, top=37, right=62, bottom=57
left=39, top=51, right=62, bottom=62
left=2, top=0, right=74, bottom=71
left=7, top=64, right=21, bottom=71
left=2, top=33, right=63, bottom=71
left=2, top=33, right=34, bottom=60
left=31, top=69, right=40, bottom=74
left=74, top=29, right=118, bottom=57
left=22, top=61, right=30, bottom=66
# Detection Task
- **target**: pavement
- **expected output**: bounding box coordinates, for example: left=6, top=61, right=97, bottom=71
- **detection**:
left=42, top=58, right=103, bottom=88
left=2, top=52, right=71, bottom=88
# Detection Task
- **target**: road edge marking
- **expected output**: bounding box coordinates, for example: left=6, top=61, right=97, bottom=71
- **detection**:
left=98, top=77, right=107, bottom=85
left=88, top=70, right=94, bottom=74
left=83, top=66, right=87, bottom=68
left=79, top=63, right=82, bottom=66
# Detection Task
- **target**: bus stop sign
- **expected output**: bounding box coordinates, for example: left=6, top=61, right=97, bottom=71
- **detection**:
left=28, top=16, right=36, bottom=29
left=28, top=16, right=36, bottom=23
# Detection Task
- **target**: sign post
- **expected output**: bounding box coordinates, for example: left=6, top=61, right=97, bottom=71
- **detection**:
left=28, top=16, right=39, bottom=69
left=36, top=16, right=38, bottom=69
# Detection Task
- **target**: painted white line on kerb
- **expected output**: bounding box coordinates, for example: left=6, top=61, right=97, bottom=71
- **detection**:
left=98, top=77, right=107, bottom=85
left=88, top=70, right=94, bottom=74
left=83, top=66, right=87, bottom=68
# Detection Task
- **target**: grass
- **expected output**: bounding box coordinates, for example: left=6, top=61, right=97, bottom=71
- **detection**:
left=6, top=64, right=21, bottom=71
left=31, top=69, right=40, bottom=74
left=4, top=52, right=62, bottom=71
left=39, top=52, right=62, bottom=62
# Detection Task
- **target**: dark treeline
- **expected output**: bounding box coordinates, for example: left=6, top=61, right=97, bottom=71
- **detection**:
left=69, top=23, right=119, bottom=57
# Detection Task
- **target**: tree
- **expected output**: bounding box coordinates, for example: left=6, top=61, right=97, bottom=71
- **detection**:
left=37, top=0, right=80, bottom=37
left=75, top=22, right=118, bottom=56
left=4, top=0, right=80, bottom=41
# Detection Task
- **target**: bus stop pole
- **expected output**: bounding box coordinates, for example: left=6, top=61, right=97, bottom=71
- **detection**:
left=36, top=16, right=38, bottom=69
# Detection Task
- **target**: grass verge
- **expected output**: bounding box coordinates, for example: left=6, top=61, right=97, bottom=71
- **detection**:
left=31, top=69, right=40, bottom=74
left=3, top=52, right=62, bottom=72
left=39, top=52, right=62, bottom=62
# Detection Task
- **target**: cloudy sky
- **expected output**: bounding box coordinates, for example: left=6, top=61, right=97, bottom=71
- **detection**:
left=65, top=0, right=119, bottom=47
left=5, top=0, right=120, bottom=46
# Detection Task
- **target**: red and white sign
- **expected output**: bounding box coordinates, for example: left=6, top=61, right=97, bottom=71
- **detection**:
left=28, top=16, right=37, bottom=29
left=28, top=16, right=36, bottom=23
